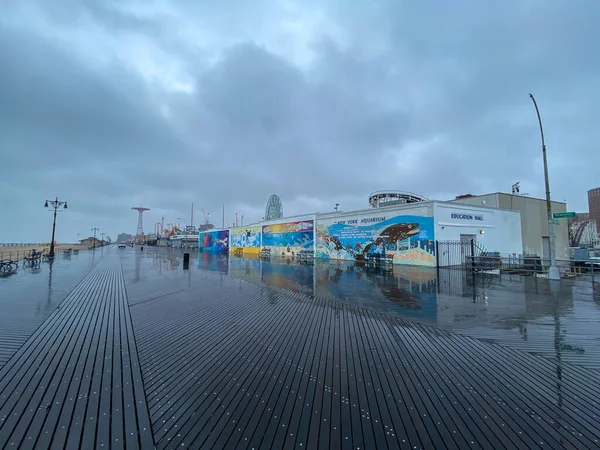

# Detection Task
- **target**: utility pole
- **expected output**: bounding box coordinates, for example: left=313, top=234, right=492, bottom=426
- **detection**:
left=529, top=93, right=560, bottom=280
left=91, top=227, right=99, bottom=250
left=44, top=197, right=68, bottom=258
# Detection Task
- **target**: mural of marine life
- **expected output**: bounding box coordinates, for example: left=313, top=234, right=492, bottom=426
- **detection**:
left=356, top=223, right=420, bottom=261
left=315, top=214, right=435, bottom=266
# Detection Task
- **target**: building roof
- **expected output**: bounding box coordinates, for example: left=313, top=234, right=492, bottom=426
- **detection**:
left=452, top=192, right=567, bottom=205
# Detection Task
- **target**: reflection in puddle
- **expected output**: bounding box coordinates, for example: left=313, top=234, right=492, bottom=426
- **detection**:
left=200, top=254, right=440, bottom=322
left=125, top=247, right=600, bottom=369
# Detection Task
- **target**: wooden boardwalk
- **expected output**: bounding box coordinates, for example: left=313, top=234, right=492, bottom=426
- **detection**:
left=1, top=249, right=599, bottom=449
left=0, top=256, right=152, bottom=449
left=0, top=257, right=96, bottom=369
left=126, top=254, right=600, bottom=450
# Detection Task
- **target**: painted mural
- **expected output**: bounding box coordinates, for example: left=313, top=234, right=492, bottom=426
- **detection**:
left=230, top=226, right=261, bottom=255
left=262, top=220, right=314, bottom=257
left=198, top=229, right=229, bottom=252
left=315, top=214, right=436, bottom=266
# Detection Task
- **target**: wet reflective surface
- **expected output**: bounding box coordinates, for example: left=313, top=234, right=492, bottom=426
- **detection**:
left=127, top=247, right=600, bottom=369
left=1, top=246, right=599, bottom=449
left=0, top=249, right=100, bottom=368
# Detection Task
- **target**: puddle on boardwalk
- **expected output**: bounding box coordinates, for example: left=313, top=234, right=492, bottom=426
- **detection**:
left=135, top=247, right=600, bottom=369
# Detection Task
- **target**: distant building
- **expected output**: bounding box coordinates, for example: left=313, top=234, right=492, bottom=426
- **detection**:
left=588, top=187, right=600, bottom=233
left=79, top=237, right=104, bottom=248
left=116, top=233, right=133, bottom=243
left=451, top=192, right=569, bottom=260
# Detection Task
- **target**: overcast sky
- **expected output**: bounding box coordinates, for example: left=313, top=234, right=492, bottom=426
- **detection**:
left=1, top=0, right=599, bottom=243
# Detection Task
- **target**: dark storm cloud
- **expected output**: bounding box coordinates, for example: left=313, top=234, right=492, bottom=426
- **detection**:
left=338, top=0, right=600, bottom=203
left=1, top=0, right=598, bottom=243
left=179, top=41, right=410, bottom=192
left=0, top=20, right=191, bottom=242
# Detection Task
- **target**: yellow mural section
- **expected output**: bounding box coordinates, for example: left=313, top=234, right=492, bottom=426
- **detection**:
left=230, top=226, right=261, bottom=256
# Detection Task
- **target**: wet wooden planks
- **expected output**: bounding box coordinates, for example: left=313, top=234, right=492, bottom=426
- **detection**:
left=128, top=270, right=600, bottom=450
left=0, top=258, right=97, bottom=370
left=0, top=256, right=153, bottom=449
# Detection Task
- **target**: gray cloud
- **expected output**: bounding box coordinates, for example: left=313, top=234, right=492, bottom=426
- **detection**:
left=1, top=0, right=599, bottom=243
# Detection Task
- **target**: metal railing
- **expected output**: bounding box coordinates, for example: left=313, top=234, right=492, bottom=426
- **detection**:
left=0, top=248, right=77, bottom=262
left=465, top=254, right=598, bottom=281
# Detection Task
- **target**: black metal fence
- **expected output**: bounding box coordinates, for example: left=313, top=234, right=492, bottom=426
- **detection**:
left=436, top=240, right=487, bottom=267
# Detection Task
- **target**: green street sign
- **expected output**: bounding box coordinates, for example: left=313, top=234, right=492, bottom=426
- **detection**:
left=551, top=219, right=560, bottom=226
left=552, top=212, right=576, bottom=219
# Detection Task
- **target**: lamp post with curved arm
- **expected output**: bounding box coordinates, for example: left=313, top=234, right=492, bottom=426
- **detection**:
left=177, top=217, right=188, bottom=234
left=529, top=93, right=559, bottom=280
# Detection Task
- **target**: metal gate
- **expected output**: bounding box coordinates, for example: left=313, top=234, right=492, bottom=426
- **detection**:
left=436, top=240, right=486, bottom=267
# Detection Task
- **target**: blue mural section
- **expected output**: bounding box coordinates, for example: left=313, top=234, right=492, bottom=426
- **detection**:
left=315, top=214, right=436, bottom=266
left=199, top=230, right=229, bottom=252
left=261, top=220, right=314, bottom=257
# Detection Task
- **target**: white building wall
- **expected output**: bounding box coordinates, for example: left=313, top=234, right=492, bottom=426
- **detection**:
left=434, top=202, right=523, bottom=255
left=451, top=193, right=569, bottom=259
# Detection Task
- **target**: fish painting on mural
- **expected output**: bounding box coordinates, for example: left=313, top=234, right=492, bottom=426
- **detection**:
left=320, top=222, right=421, bottom=262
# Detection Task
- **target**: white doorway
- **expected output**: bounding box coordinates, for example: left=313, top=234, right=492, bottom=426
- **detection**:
left=460, top=234, right=476, bottom=263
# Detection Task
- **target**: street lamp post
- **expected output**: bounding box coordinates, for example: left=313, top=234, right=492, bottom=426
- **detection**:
left=44, top=197, right=68, bottom=258
left=529, top=93, right=560, bottom=280
left=100, top=232, right=105, bottom=247
left=177, top=217, right=188, bottom=234
left=91, top=227, right=100, bottom=250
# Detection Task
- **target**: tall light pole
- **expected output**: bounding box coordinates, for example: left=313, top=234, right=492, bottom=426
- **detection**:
left=100, top=232, right=105, bottom=246
left=529, top=93, right=560, bottom=280
left=91, top=227, right=99, bottom=250
left=177, top=217, right=188, bottom=233
left=44, top=197, right=68, bottom=258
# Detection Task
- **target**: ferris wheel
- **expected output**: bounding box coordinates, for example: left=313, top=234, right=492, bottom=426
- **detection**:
left=265, top=194, right=283, bottom=220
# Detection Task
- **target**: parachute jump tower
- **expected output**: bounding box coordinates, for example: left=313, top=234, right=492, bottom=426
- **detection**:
left=132, top=206, right=150, bottom=243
